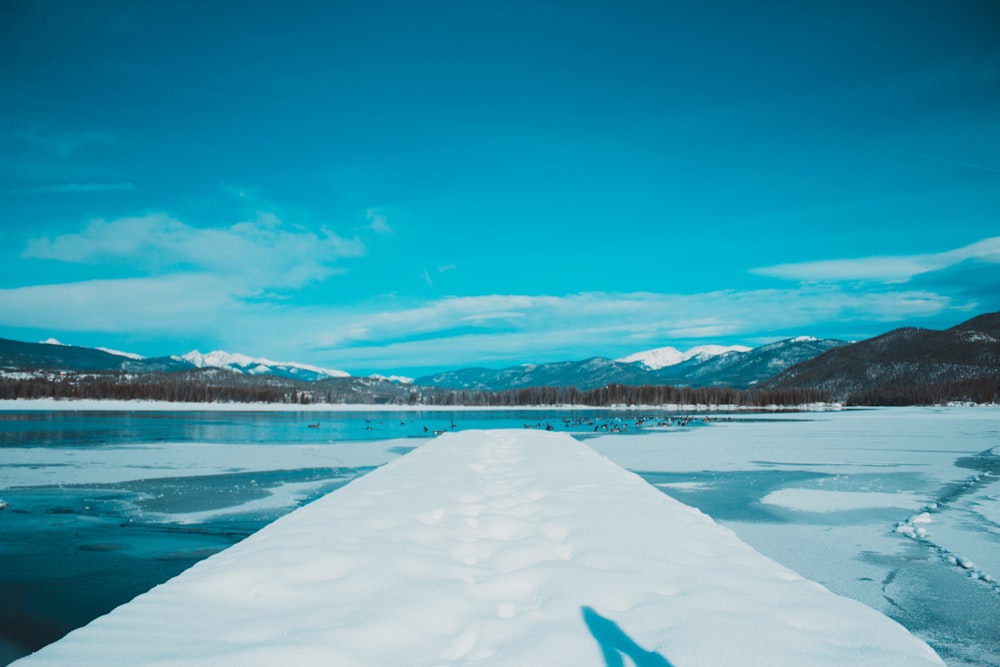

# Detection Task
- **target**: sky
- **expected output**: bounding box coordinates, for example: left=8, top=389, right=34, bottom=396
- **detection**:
left=1, top=0, right=999, bottom=376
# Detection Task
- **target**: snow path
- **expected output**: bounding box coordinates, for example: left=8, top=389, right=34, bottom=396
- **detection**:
left=14, top=430, right=943, bottom=666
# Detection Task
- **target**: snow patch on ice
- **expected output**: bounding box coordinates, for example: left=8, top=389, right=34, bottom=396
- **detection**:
left=761, top=488, right=923, bottom=513
left=894, top=522, right=929, bottom=540
left=654, top=481, right=713, bottom=492
left=149, top=480, right=331, bottom=525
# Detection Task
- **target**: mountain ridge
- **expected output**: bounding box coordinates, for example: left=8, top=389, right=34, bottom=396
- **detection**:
left=765, top=312, right=1000, bottom=401
left=412, top=337, right=847, bottom=391
left=3, top=311, right=998, bottom=403
left=181, top=350, right=349, bottom=382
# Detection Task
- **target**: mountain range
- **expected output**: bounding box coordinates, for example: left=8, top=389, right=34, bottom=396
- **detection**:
left=617, top=344, right=752, bottom=370
left=180, top=350, right=348, bottom=382
left=410, top=337, right=847, bottom=391
left=0, top=336, right=836, bottom=391
left=649, top=337, right=848, bottom=390
left=0, top=338, right=192, bottom=374
left=0, top=339, right=349, bottom=382
left=2, top=311, right=999, bottom=403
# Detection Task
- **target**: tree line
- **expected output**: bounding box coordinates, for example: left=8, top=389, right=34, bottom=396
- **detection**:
left=1, top=372, right=829, bottom=407
left=0, top=370, right=297, bottom=403
left=2, top=370, right=995, bottom=407
left=844, top=377, right=1000, bottom=406
left=419, top=383, right=832, bottom=407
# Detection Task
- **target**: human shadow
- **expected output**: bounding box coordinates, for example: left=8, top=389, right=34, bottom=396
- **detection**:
left=581, top=606, right=675, bottom=667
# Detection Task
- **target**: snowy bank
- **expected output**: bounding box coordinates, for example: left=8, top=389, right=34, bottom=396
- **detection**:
left=13, top=430, right=942, bottom=666
left=0, top=398, right=596, bottom=412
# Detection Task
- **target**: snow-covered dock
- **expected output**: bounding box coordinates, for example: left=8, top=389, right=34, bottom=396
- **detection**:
left=14, top=430, right=942, bottom=666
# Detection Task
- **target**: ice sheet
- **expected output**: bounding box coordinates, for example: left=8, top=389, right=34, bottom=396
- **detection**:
left=589, top=406, right=1000, bottom=667
left=0, top=439, right=409, bottom=488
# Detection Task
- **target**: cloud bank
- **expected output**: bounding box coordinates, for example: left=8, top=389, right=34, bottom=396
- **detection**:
left=293, top=286, right=952, bottom=369
left=23, top=212, right=365, bottom=290
left=751, top=236, right=1000, bottom=283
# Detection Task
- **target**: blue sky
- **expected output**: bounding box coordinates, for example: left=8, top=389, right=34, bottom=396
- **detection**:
left=2, top=0, right=999, bottom=376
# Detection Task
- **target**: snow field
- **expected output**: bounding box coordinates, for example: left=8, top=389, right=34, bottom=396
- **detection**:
left=14, top=429, right=942, bottom=666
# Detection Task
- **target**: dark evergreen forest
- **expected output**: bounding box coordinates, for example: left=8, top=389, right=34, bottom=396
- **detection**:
left=3, top=371, right=995, bottom=406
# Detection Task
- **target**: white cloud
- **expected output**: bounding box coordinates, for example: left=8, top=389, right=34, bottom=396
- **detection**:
left=295, top=286, right=954, bottom=369
left=751, top=235, right=1000, bottom=283
left=0, top=275, right=239, bottom=334
left=365, top=208, right=393, bottom=235
left=23, top=212, right=365, bottom=289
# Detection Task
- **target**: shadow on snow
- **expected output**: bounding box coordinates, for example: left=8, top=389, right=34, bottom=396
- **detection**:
left=582, top=606, right=675, bottom=667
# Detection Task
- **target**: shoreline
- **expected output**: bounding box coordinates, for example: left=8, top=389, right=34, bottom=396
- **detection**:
left=0, top=398, right=848, bottom=412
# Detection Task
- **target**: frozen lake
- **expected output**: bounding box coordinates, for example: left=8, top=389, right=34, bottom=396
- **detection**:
left=590, top=407, right=1000, bottom=667
left=0, top=407, right=695, bottom=664
left=1, top=406, right=998, bottom=665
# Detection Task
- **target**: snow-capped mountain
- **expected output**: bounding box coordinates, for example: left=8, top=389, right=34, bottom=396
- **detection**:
left=414, top=357, right=652, bottom=391
left=181, top=350, right=349, bottom=381
left=4, top=335, right=843, bottom=390
left=652, top=337, right=849, bottom=389
left=369, top=373, right=415, bottom=384
left=416, top=339, right=846, bottom=391
left=42, top=338, right=147, bottom=362
left=5, top=339, right=352, bottom=382
left=618, top=344, right=752, bottom=370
